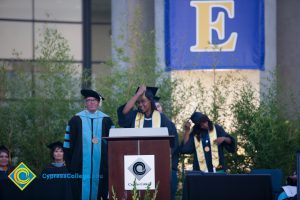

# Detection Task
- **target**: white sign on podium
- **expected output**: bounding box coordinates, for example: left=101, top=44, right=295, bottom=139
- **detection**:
left=124, top=155, right=155, bottom=190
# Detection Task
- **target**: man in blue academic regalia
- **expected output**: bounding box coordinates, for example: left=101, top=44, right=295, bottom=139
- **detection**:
left=63, top=89, right=114, bottom=200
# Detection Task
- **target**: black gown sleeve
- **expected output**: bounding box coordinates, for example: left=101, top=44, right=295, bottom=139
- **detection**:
left=169, top=121, right=180, bottom=171
left=180, top=129, right=196, bottom=154
left=102, top=117, right=114, bottom=137
left=63, top=116, right=81, bottom=171
left=159, top=114, right=175, bottom=147
left=99, top=116, right=114, bottom=200
left=160, top=113, right=180, bottom=171
left=101, top=117, right=114, bottom=163
left=215, top=124, right=236, bottom=153
left=117, top=104, right=136, bottom=128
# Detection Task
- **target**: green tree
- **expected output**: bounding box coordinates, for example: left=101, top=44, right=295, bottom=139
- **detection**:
left=0, top=27, right=81, bottom=173
left=230, top=77, right=300, bottom=175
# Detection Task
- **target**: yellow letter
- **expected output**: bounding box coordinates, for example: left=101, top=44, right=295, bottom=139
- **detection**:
left=190, top=1, right=237, bottom=52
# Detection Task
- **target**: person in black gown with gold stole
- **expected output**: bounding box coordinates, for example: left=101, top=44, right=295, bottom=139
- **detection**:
left=182, top=112, right=235, bottom=173
left=117, top=85, right=179, bottom=200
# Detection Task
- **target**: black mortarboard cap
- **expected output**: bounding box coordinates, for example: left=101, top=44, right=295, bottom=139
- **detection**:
left=154, top=96, right=160, bottom=102
left=81, top=89, right=104, bottom=101
left=0, top=145, right=9, bottom=153
left=190, top=112, right=204, bottom=125
left=47, top=141, right=63, bottom=150
left=135, top=86, right=158, bottom=97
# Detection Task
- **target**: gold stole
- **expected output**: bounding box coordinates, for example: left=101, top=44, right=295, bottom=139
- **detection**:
left=134, top=110, right=161, bottom=128
left=194, top=125, right=220, bottom=172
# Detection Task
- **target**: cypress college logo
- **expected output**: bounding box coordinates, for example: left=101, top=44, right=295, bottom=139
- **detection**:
left=124, top=155, right=155, bottom=190
left=8, top=162, right=36, bottom=191
left=128, top=158, right=151, bottom=181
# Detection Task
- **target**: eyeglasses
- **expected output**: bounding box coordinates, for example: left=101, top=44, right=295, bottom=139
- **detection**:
left=85, top=99, right=99, bottom=103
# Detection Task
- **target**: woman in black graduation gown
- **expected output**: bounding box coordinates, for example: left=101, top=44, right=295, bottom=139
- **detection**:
left=117, top=85, right=180, bottom=200
left=41, top=141, right=69, bottom=174
left=39, top=141, right=72, bottom=200
left=0, top=145, right=18, bottom=200
left=182, top=112, right=235, bottom=173
left=0, top=145, right=12, bottom=179
left=118, top=86, right=174, bottom=129
left=117, top=85, right=179, bottom=148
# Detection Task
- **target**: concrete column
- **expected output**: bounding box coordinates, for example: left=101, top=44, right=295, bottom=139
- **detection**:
left=111, top=0, right=129, bottom=69
left=155, top=0, right=166, bottom=71
left=111, top=0, right=154, bottom=69
left=277, top=0, right=300, bottom=116
left=260, top=0, right=277, bottom=94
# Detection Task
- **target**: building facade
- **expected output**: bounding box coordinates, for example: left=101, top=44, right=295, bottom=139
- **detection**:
left=0, top=0, right=299, bottom=114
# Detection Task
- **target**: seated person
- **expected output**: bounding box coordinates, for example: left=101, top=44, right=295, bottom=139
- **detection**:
left=181, top=112, right=235, bottom=173
left=41, top=141, right=68, bottom=174
left=278, top=173, right=297, bottom=200
left=39, top=141, right=72, bottom=200
left=0, top=145, right=12, bottom=179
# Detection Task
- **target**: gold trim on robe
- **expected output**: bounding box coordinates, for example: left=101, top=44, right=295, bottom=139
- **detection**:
left=134, top=110, right=161, bottom=128
left=194, top=125, right=220, bottom=172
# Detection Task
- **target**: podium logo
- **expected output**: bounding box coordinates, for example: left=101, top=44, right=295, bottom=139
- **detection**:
left=8, top=162, right=36, bottom=191
left=128, top=158, right=151, bottom=181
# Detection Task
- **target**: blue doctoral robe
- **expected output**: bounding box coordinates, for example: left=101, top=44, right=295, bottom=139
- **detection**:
left=63, top=110, right=113, bottom=200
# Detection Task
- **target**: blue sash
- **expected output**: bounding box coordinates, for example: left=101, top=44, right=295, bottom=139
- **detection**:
left=77, top=110, right=108, bottom=200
